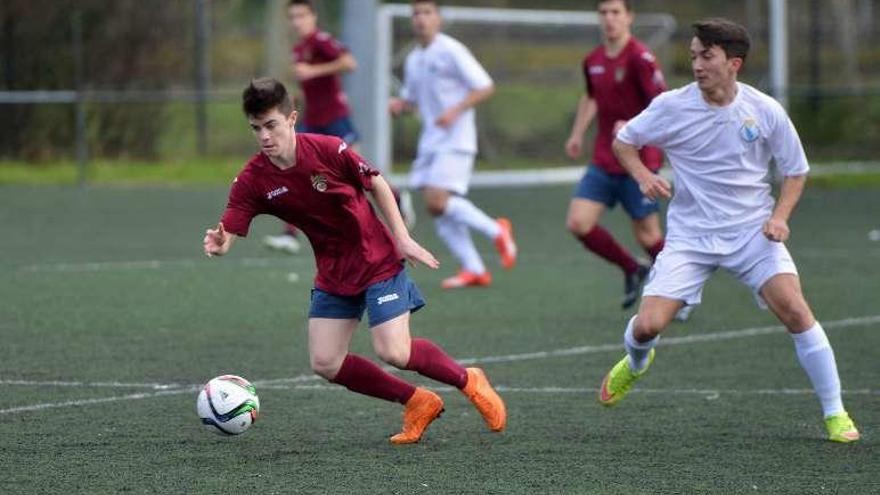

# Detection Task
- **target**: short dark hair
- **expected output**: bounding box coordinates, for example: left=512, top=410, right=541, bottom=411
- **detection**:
left=692, top=18, right=751, bottom=63
left=597, top=0, right=633, bottom=12
left=287, top=0, right=315, bottom=12
left=242, top=78, right=293, bottom=118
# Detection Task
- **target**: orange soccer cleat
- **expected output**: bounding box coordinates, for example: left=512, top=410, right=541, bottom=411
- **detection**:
left=461, top=368, right=507, bottom=432
left=440, top=270, right=492, bottom=290
left=389, top=387, right=445, bottom=445
left=494, top=218, right=517, bottom=270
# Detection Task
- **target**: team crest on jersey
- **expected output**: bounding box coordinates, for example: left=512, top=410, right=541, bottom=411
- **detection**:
left=739, top=117, right=760, bottom=143
left=615, top=67, right=626, bottom=82
left=311, top=174, right=328, bottom=192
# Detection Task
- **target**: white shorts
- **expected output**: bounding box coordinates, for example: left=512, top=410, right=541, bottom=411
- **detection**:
left=642, top=228, right=798, bottom=309
left=409, top=151, right=474, bottom=196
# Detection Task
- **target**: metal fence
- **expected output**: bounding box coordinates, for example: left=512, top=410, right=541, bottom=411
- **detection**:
left=2, top=0, right=879, bottom=176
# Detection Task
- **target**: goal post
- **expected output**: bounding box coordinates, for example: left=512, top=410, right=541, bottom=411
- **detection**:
left=374, top=4, right=677, bottom=185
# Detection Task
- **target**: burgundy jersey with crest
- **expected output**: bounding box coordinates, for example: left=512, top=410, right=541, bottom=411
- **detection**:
left=583, top=37, right=666, bottom=174
left=221, top=134, right=402, bottom=295
left=293, top=31, right=351, bottom=126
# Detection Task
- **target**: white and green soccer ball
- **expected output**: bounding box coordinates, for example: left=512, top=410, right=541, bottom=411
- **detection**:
left=196, top=375, right=260, bottom=435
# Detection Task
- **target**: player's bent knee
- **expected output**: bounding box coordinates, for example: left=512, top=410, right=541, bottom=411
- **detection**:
left=423, top=189, right=449, bottom=217
left=634, top=314, right=668, bottom=340
left=566, top=217, right=595, bottom=237
left=635, top=229, right=662, bottom=248
left=768, top=291, right=815, bottom=332
left=781, top=304, right=815, bottom=333
left=426, top=202, right=446, bottom=217
left=375, top=346, right=410, bottom=369
left=424, top=197, right=447, bottom=217
left=310, top=355, right=345, bottom=380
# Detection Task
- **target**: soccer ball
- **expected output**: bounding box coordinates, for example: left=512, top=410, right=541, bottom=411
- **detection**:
left=196, top=375, right=260, bottom=435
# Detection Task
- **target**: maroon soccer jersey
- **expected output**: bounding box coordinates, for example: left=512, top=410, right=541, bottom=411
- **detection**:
left=583, top=38, right=666, bottom=174
left=293, top=31, right=351, bottom=127
left=220, top=134, right=402, bottom=296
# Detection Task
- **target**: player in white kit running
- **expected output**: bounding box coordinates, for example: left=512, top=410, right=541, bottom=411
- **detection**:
left=597, top=18, right=859, bottom=443
left=390, top=0, right=517, bottom=290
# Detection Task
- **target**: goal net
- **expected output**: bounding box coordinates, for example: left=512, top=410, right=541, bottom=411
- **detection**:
left=376, top=5, right=676, bottom=187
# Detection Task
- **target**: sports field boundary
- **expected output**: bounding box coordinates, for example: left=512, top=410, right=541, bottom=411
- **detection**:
left=387, top=161, right=880, bottom=190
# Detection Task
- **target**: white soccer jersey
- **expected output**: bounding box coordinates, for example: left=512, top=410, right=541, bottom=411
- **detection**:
left=400, top=33, right=493, bottom=155
left=617, top=82, right=809, bottom=241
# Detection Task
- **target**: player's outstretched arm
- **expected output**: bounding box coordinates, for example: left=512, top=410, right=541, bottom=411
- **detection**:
left=369, top=175, right=439, bottom=269
left=764, top=174, right=806, bottom=242
left=293, top=53, right=357, bottom=81
left=435, top=85, right=495, bottom=128
left=613, top=138, right=671, bottom=200
left=565, top=94, right=597, bottom=159
left=203, top=222, right=237, bottom=257
left=388, top=97, right=415, bottom=117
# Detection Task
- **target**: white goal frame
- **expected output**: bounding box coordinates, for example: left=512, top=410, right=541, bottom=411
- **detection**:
left=374, top=4, right=677, bottom=186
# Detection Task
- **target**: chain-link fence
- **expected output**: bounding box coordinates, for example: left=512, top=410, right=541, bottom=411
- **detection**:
left=2, top=0, right=879, bottom=169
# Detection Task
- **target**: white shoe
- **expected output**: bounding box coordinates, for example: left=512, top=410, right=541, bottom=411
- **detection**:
left=674, top=305, right=694, bottom=322
left=399, top=189, right=417, bottom=230
left=262, top=234, right=302, bottom=255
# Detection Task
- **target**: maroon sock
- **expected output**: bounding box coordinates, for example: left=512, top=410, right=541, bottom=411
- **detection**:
left=646, top=239, right=665, bottom=261
left=578, top=226, right=639, bottom=274
left=405, top=338, right=468, bottom=389
left=331, top=354, right=416, bottom=404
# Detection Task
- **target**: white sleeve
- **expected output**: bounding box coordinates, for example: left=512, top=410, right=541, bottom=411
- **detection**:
left=399, top=56, right=416, bottom=103
left=451, top=42, right=493, bottom=90
left=616, top=94, right=671, bottom=148
left=767, top=103, right=810, bottom=176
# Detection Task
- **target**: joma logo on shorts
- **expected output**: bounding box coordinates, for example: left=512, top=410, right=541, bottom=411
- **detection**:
left=377, top=293, right=399, bottom=305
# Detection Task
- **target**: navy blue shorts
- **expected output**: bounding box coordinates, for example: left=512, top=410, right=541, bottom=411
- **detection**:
left=573, top=164, right=660, bottom=220
left=308, top=269, right=425, bottom=328
left=298, top=116, right=360, bottom=144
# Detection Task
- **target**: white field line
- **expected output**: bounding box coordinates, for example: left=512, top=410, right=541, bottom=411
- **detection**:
left=0, top=387, right=199, bottom=415
left=2, top=314, right=878, bottom=415
left=16, top=245, right=880, bottom=274
left=0, top=374, right=321, bottom=390
left=4, top=385, right=877, bottom=416
left=266, top=383, right=880, bottom=398
left=4, top=315, right=879, bottom=390
left=0, top=379, right=188, bottom=389
left=17, top=257, right=305, bottom=273
left=456, top=314, right=880, bottom=365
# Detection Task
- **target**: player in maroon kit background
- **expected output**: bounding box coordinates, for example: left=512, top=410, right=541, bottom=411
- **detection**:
left=288, top=0, right=357, bottom=142
left=263, top=0, right=414, bottom=255
left=203, top=78, right=506, bottom=444
left=564, top=0, right=680, bottom=314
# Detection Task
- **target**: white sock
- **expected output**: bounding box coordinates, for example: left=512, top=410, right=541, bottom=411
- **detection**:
left=624, top=316, right=657, bottom=372
left=444, top=196, right=501, bottom=240
left=791, top=322, right=845, bottom=418
left=434, top=216, right=486, bottom=274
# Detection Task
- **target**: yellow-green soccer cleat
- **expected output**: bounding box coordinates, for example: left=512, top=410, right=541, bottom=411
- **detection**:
left=598, top=349, right=655, bottom=407
left=825, top=411, right=860, bottom=443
